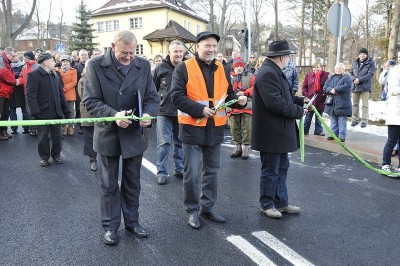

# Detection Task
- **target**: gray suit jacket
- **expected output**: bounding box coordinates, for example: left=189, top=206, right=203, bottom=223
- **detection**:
left=83, top=49, right=159, bottom=158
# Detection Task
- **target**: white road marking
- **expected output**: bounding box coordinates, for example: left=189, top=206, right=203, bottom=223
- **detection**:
left=252, top=231, right=315, bottom=266
left=226, top=235, right=278, bottom=266
left=142, top=158, right=157, bottom=175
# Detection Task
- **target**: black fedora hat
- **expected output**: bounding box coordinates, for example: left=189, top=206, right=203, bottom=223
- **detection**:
left=265, top=40, right=295, bottom=57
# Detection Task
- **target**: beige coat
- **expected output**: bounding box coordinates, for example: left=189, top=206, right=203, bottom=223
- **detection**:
left=386, top=65, right=400, bottom=126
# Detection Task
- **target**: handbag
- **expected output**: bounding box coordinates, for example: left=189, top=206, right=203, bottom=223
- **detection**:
left=324, top=94, right=334, bottom=106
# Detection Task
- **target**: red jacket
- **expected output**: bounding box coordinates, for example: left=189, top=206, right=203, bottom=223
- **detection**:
left=230, top=72, right=254, bottom=115
left=302, top=70, right=329, bottom=111
left=18, top=60, right=39, bottom=94
left=0, top=51, right=16, bottom=98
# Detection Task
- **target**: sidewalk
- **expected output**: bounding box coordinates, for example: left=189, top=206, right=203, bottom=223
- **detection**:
left=304, top=122, right=399, bottom=167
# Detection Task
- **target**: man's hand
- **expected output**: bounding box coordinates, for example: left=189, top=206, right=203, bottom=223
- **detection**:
left=353, top=78, right=360, bottom=85
left=237, top=95, right=247, bottom=106
left=303, top=97, right=310, bottom=104
left=140, top=113, right=152, bottom=127
left=115, top=110, right=132, bottom=128
left=203, top=107, right=216, bottom=117
left=329, top=88, right=336, bottom=94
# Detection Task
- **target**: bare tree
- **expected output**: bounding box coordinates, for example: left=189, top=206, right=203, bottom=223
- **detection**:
left=387, top=0, right=399, bottom=59
left=0, top=0, right=37, bottom=47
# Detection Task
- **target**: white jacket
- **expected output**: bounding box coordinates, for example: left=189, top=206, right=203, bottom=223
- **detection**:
left=386, top=65, right=400, bottom=125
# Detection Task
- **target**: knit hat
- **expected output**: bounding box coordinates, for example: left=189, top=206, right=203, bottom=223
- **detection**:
left=37, top=53, right=54, bottom=64
left=359, top=48, right=368, bottom=55
left=23, top=51, right=35, bottom=60
left=60, top=55, right=71, bottom=62
left=232, top=57, right=246, bottom=68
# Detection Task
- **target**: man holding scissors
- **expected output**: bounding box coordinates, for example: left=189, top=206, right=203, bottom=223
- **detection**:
left=171, top=31, right=247, bottom=229
left=83, top=30, right=159, bottom=245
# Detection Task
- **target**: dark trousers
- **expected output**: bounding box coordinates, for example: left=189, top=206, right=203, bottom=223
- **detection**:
left=83, top=126, right=96, bottom=158
left=382, top=125, right=400, bottom=167
left=9, top=106, right=30, bottom=132
left=304, top=109, right=323, bottom=134
left=259, top=152, right=289, bottom=210
left=37, top=124, right=62, bottom=160
left=98, top=154, right=143, bottom=231
left=0, top=97, right=10, bottom=132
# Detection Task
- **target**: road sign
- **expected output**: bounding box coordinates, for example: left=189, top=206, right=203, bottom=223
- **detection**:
left=327, top=3, right=351, bottom=36
left=56, top=43, right=65, bottom=53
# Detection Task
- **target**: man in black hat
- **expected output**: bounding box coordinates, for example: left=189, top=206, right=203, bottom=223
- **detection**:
left=26, top=53, right=70, bottom=167
left=252, top=40, right=306, bottom=219
left=171, top=31, right=247, bottom=229
left=349, top=48, right=376, bottom=128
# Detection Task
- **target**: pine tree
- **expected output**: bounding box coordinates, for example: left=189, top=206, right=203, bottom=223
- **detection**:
left=69, top=0, right=97, bottom=52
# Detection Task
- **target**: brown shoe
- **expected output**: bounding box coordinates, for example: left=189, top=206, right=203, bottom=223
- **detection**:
left=40, top=159, right=49, bottom=167
left=230, top=145, right=242, bottom=158
left=68, top=127, right=74, bottom=136
left=62, top=126, right=67, bottom=136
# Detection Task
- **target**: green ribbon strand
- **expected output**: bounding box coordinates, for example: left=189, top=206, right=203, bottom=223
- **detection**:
left=308, top=105, right=400, bottom=178
left=0, top=114, right=156, bottom=127
left=196, top=99, right=238, bottom=124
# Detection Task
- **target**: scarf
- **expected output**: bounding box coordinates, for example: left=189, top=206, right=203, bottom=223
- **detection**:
left=231, top=73, right=243, bottom=92
left=313, top=71, right=322, bottom=93
left=111, top=50, right=135, bottom=76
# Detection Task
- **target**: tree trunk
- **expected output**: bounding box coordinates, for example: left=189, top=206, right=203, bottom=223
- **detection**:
left=310, top=2, right=315, bottom=65
left=210, top=0, right=214, bottom=32
left=327, top=0, right=337, bottom=72
left=299, top=0, right=306, bottom=65
left=388, top=0, right=399, bottom=59
left=274, top=0, right=278, bottom=39
left=365, top=0, right=369, bottom=50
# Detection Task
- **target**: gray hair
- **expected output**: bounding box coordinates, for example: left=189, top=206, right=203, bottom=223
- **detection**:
left=335, top=63, right=345, bottom=69
left=169, top=40, right=184, bottom=51
left=4, top=47, right=16, bottom=54
left=114, top=30, right=137, bottom=45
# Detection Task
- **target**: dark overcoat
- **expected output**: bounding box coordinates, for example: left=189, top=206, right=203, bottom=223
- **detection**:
left=83, top=50, right=159, bottom=159
left=251, top=59, right=304, bottom=153
left=349, top=57, right=376, bottom=93
left=323, top=74, right=352, bottom=117
left=25, top=67, right=70, bottom=119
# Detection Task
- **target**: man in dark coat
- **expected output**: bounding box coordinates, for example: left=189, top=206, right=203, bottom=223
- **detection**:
left=171, top=31, right=247, bottom=229
left=349, top=48, right=376, bottom=128
left=83, top=30, right=159, bottom=245
left=252, top=40, right=306, bottom=219
left=26, top=53, right=71, bottom=167
left=153, top=40, right=185, bottom=185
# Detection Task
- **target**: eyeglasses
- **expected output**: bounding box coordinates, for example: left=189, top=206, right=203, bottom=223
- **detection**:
left=250, top=56, right=255, bottom=58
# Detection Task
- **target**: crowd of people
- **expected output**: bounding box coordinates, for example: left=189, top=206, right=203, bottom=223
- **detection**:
left=1, top=29, right=399, bottom=245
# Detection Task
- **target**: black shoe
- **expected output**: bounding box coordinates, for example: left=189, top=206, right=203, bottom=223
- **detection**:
left=22, top=129, right=30, bottom=134
left=200, top=210, right=226, bottom=223
left=314, top=132, right=325, bottom=136
left=125, top=224, right=148, bottom=238
left=304, top=132, right=309, bottom=135
left=11, top=130, right=17, bottom=134
left=174, top=172, right=183, bottom=179
left=157, top=174, right=169, bottom=185
left=339, top=138, right=345, bottom=142
left=78, top=129, right=83, bottom=134
left=30, top=130, right=37, bottom=136
left=351, top=121, right=359, bottom=127
left=360, top=122, right=367, bottom=128
left=40, top=159, right=49, bottom=167
left=53, top=157, right=63, bottom=164
left=188, top=213, right=201, bottom=229
left=103, top=230, right=118, bottom=245
left=327, top=136, right=334, bottom=140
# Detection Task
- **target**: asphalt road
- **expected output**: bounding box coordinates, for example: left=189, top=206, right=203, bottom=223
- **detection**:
left=1, top=126, right=399, bottom=266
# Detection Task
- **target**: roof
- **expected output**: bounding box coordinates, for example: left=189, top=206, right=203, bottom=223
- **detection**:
left=91, top=0, right=208, bottom=23
left=143, top=20, right=196, bottom=42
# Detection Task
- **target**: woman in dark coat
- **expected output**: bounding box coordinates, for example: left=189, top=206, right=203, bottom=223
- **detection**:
left=302, top=62, right=329, bottom=135
left=323, top=63, right=352, bottom=142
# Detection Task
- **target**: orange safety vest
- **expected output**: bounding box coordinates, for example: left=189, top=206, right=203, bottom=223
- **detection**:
left=178, top=58, right=229, bottom=127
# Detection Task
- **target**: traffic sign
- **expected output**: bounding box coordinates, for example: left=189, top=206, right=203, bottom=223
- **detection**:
left=56, top=43, right=65, bottom=53
left=327, top=3, right=351, bottom=36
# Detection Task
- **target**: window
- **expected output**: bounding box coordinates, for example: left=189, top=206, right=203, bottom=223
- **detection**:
left=129, top=17, right=143, bottom=29
left=184, top=20, right=191, bottom=32
left=28, top=41, right=33, bottom=47
left=196, top=25, right=200, bottom=35
left=97, top=20, right=119, bottom=32
left=136, top=44, right=143, bottom=55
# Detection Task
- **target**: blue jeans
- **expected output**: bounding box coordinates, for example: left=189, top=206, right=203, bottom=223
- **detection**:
left=304, top=109, right=323, bottom=134
left=9, top=106, right=30, bottom=132
left=259, top=152, right=289, bottom=210
left=382, top=125, right=400, bottom=167
left=183, top=143, right=221, bottom=213
left=330, top=112, right=348, bottom=139
left=156, top=116, right=183, bottom=176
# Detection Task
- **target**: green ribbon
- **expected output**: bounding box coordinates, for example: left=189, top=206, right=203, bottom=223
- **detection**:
left=307, top=105, right=400, bottom=178
left=196, top=99, right=238, bottom=124
left=0, top=114, right=156, bottom=127
left=299, top=116, right=305, bottom=162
